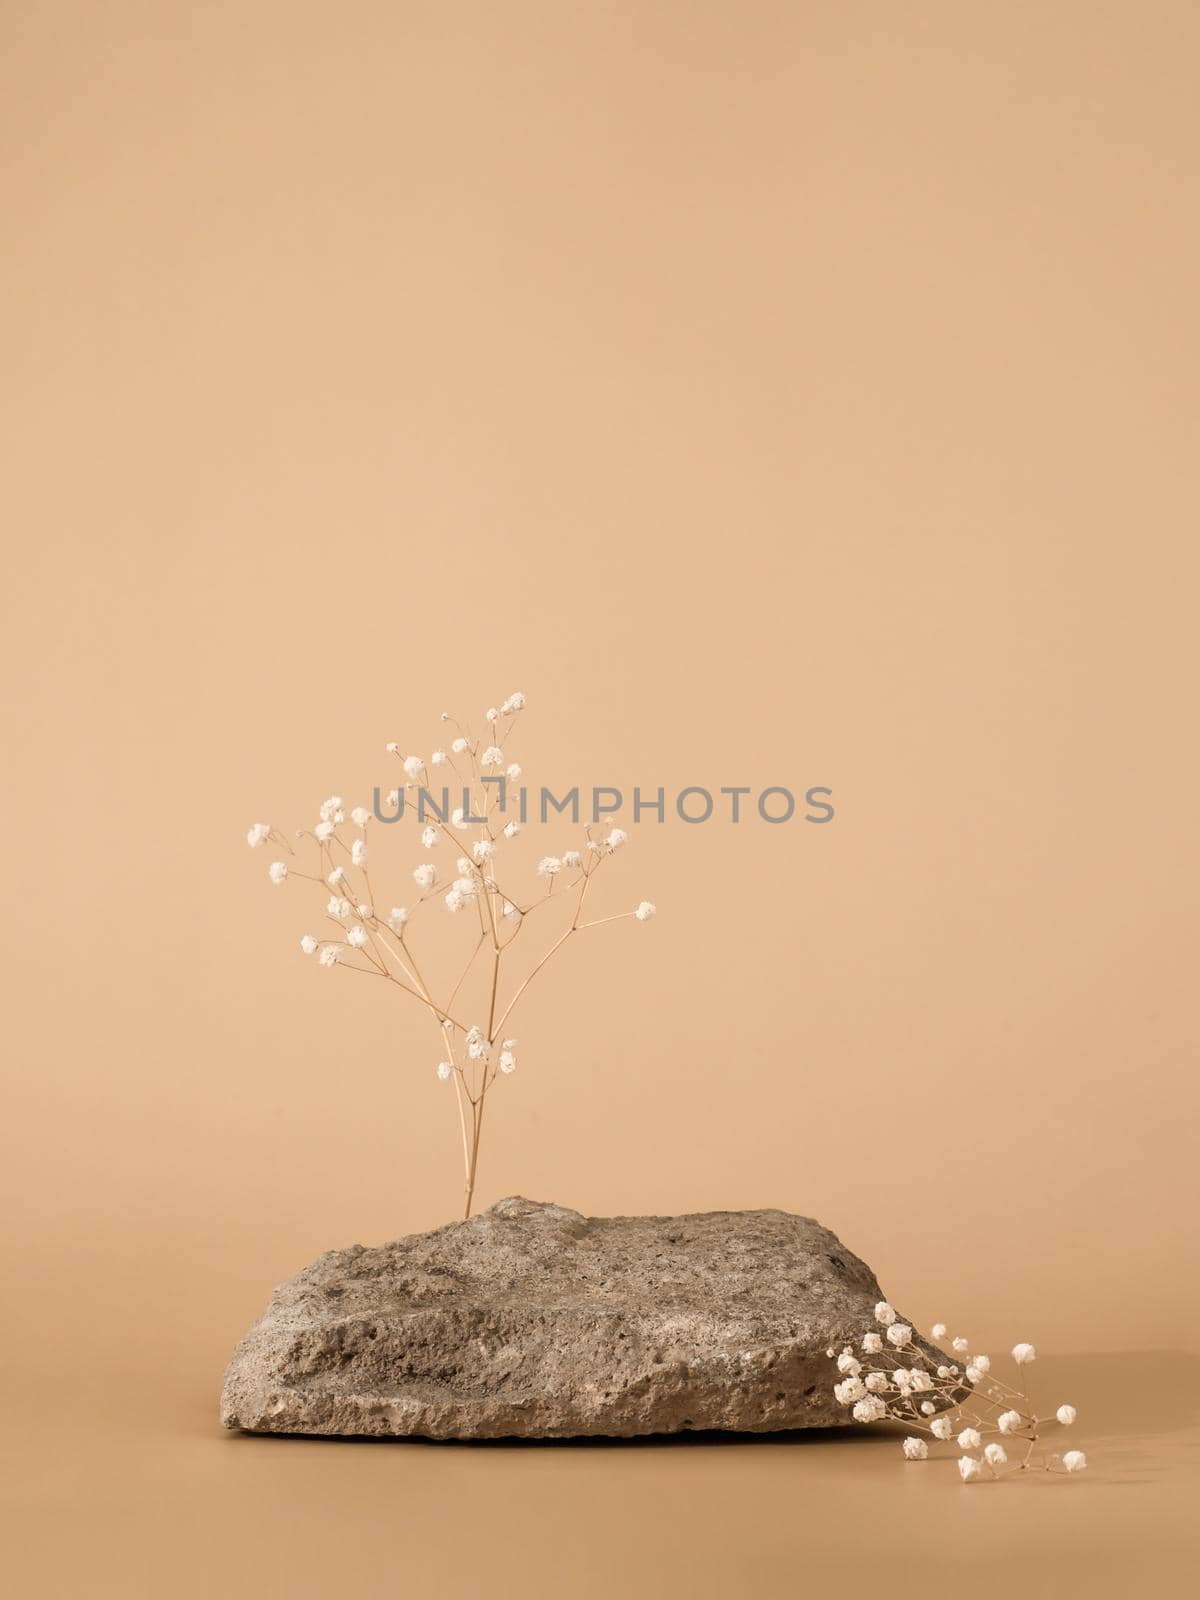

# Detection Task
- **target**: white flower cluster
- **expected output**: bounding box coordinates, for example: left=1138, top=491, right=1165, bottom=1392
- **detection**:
left=830, top=1304, right=1088, bottom=1485
left=245, top=692, right=658, bottom=1218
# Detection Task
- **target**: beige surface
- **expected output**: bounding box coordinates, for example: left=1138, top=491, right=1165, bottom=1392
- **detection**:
left=6, top=1354, right=1198, bottom=1599
left=2, top=2, right=1198, bottom=1594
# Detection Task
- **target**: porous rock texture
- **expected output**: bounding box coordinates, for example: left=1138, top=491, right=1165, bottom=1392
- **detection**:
left=221, top=1197, right=937, bottom=1440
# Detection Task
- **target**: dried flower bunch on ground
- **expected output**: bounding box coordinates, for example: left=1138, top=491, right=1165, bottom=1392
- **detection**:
left=246, top=693, right=656, bottom=1217
left=831, top=1304, right=1087, bottom=1482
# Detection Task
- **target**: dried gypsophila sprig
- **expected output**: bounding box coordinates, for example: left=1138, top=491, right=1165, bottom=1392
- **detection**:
left=247, top=692, right=657, bottom=1219
left=829, top=1303, right=1087, bottom=1483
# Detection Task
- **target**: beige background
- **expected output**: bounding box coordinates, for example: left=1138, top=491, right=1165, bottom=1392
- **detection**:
left=2, top=2, right=1198, bottom=1595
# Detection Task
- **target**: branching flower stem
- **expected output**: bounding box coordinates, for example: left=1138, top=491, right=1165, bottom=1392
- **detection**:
left=831, top=1308, right=1088, bottom=1482
left=249, top=693, right=657, bottom=1218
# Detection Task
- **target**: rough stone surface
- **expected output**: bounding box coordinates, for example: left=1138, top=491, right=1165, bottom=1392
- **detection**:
left=221, top=1197, right=944, bottom=1440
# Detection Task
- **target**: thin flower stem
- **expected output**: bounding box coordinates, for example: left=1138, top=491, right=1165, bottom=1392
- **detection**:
left=451, top=1070, right=471, bottom=1173
left=442, top=929, right=485, bottom=1008
left=493, top=926, right=574, bottom=1040
left=371, top=924, right=424, bottom=990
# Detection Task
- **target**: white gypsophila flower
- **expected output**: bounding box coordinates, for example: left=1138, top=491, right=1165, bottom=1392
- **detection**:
left=451, top=808, right=469, bottom=830
left=1012, top=1343, right=1036, bottom=1366
left=503, top=821, right=521, bottom=839
left=902, top=1437, right=928, bottom=1461
left=455, top=856, right=471, bottom=875
left=502, top=901, right=516, bottom=918
left=931, top=1323, right=947, bottom=1340
left=874, top=1302, right=897, bottom=1326
left=326, top=895, right=350, bottom=918
left=403, top=755, right=424, bottom=781
left=507, top=691, right=525, bottom=710
left=444, top=889, right=465, bottom=913
left=561, top=849, right=581, bottom=868
left=886, top=1323, right=912, bottom=1349
left=388, top=906, right=409, bottom=929
left=503, top=1038, right=517, bottom=1049
left=485, top=707, right=499, bottom=723
left=920, top=1401, right=936, bottom=1416
left=958, top=1456, right=984, bottom=1483
left=997, top=1410, right=1022, bottom=1434
left=1062, top=1450, right=1087, bottom=1473
left=346, top=925, right=368, bottom=948
left=431, top=750, right=447, bottom=766
left=351, top=840, right=367, bottom=867
left=605, top=828, right=628, bottom=851
left=499, top=1051, right=517, bottom=1075
left=587, top=839, right=602, bottom=852
left=506, top=763, right=522, bottom=780
left=481, top=746, right=503, bottom=767
left=957, top=1428, right=982, bottom=1450
left=413, top=864, right=436, bottom=890
left=910, top=1370, right=933, bottom=1392
left=327, top=868, right=346, bottom=886
left=468, top=1037, right=489, bottom=1062
left=1056, top=1404, right=1077, bottom=1426
left=865, top=1372, right=888, bottom=1394
left=894, top=1370, right=912, bottom=1394
left=436, top=1062, right=452, bottom=1081
left=317, top=945, right=341, bottom=967
left=473, top=840, right=494, bottom=862
left=451, top=738, right=469, bottom=754
left=319, top=796, right=343, bottom=822
left=421, top=826, right=440, bottom=849
left=351, top=806, right=370, bottom=828
left=852, top=1395, right=887, bottom=1424
left=356, top=903, right=371, bottom=918
left=386, top=742, right=399, bottom=754
left=952, top=1337, right=969, bottom=1353
left=631, top=900, right=657, bottom=922
left=930, top=1417, right=952, bottom=1440
left=451, top=875, right=476, bottom=898
left=247, top=822, right=271, bottom=848
left=862, top=1332, right=883, bottom=1354
left=837, top=1352, right=862, bottom=1376
left=537, top=856, right=562, bottom=876
left=965, top=1365, right=982, bottom=1385
left=970, top=1354, right=991, bottom=1374
left=314, top=821, right=334, bottom=843
left=300, top=935, right=318, bottom=955
left=385, top=789, right=400, bottom=807
left=268, top=861, right=288, bottom=885
left=937, top=1366, right=952, bottom=1379
left=984, top=1444, right=1007, bottom=1467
